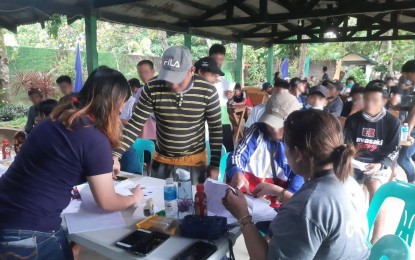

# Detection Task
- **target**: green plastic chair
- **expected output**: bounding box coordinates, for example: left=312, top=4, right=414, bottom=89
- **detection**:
left=221, top=145, right=227, bottom=157
left=206, top=140, right=211, bottom=166
left=132, top=138, right=155, bottom=175
left=219, top=152, right=230, bottom=183
left=367, top=181, right=415, bottom=246
left=369, top=234, right=410, bottom=260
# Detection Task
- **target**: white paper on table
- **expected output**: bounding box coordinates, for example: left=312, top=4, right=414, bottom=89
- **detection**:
left=64, top=211, right=125, bottom=234
left=114, top=180, right=162, bottom=199
left=352, top=159, right=368, bottom=171
left=62, top=199, right=82, bottom=214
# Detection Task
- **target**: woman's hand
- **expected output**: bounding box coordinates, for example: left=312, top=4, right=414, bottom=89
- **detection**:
left=131, top=185, right=144, bottom=205
left=253, top=182, right=281, bottom=198
left=112, top=156, right=120, bottom=179
left=230, top=172, right=251, bottom=194
left=222, top=188, right=249, bottom=220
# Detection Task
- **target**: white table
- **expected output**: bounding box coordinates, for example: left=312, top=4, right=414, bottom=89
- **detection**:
left=64, top=172, right=241, bottom=260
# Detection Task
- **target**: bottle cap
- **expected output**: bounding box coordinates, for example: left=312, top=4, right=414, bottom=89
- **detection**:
left=166, top=178, right=174, bottom=185
left=176, top=168, right=190, bottom=181
left=196, top=183, right=204, bottom=192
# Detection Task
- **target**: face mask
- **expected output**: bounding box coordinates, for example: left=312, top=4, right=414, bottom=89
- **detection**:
left=347, top=82, right=354, bottom=88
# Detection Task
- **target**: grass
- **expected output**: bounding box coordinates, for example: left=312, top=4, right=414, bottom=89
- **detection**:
left=0, top=117, right=27, bottom=129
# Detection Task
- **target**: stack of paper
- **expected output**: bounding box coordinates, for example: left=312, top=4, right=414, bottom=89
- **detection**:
left=204, top=179, right=277, bottom=224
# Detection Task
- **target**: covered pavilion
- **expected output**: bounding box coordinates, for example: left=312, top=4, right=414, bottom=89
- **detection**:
left=1, top=0, right=415, bottom=83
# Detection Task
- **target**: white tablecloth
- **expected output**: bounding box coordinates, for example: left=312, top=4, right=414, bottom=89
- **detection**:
left=63, top=172, right=241, bottom=260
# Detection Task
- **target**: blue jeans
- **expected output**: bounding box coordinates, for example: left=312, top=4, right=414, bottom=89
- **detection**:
left=398, top=133, right=415, bottom=183
left=0, top=227, right=73, bottom=260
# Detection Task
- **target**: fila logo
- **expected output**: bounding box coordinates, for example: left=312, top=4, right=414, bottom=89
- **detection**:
left=362, top=128, right=375, bottom=138
left=164, top=58, right=180, bottom=68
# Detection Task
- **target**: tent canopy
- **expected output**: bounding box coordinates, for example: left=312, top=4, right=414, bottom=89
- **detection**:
left=1, top=0, right=415, bottom=47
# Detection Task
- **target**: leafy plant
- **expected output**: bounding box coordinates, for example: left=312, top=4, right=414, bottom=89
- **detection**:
left=346, top=66, right=367, bottom=86
left=46, top=14, right=64, bottom=39
left=0, top=104, right=28, bottom=122
left=11, top=70, right=59, bottom=98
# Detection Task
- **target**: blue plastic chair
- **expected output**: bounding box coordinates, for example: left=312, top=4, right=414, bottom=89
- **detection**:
left=219, top=152, right=230, bottom=183
left=131, top=138, right=155, bottom=175
left=369, top=234, right=410, bottom=260
left=221, top=145, right=227, bottom=157
left=367, top=181, right=415, bottom=246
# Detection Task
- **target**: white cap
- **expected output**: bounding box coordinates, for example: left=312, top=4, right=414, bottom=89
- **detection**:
left=166, top=178, right=174, bottom=185
left=176, top=168, right=190, bottom=181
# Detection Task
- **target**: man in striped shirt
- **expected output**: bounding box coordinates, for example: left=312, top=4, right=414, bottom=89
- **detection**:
left=113, top=46, right=222, bottom=184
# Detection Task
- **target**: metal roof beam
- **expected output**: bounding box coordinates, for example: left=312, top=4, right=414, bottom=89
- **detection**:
left=272, top=34, right=415, bottom=44
left=93, top=0, right=143, bottom=9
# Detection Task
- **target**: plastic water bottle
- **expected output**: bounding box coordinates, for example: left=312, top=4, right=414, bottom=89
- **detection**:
left=164, top=178, right=178, bottom=218
left=177, top=168, right=194, bottom=219
left=401, top=123, right=409, bottom=142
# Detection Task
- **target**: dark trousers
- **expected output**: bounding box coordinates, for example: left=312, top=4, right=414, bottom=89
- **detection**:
left=222, top=124, right=234, bottom=152
left=398, top=133, right=415, bottom=182
left=151, top=161, right=206, bottom=184
left=0, top=227, right=73, bottom=260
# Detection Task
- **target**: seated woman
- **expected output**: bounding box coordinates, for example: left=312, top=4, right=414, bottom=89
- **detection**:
left=0, top=66, right=144, bottom=259
left=223, top=109, right=370, bottom=260
left=226, top=93, right=304, bottom=206
left=228, top=83, right=247, bottom=106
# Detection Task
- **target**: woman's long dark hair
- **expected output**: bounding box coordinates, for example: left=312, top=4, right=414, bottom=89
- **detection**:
left=51, top=66, right=130, bottom=148
left=283, top=109, right=355, bottom=181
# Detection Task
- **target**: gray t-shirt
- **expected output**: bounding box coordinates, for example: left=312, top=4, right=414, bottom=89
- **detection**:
left=324, top=96, right=343, bottom=117
left=267, top=171, right=370, bottom=260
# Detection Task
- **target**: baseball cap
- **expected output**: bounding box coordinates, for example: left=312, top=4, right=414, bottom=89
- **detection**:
left=309, top=85, right=329, bottom=98
left=259, top=93, right=301, bottom=129
left=289, top=77, right=307, bottom=89
left=262, top=82, right=272, bottom=91
left=402, top=60, right=415, bottom=73
left=194, top=57, right=225, bottom=76
left=322, top=80, right=343, bottom=91
left=157, top=46, right=193, bottom=84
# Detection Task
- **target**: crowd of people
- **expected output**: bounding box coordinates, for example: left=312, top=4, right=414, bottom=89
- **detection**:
left=1, top=43, right=415, bottom=259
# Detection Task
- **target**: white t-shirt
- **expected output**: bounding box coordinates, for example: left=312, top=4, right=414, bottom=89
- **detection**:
left=245, top=104, right=266, bottom=129
left=120, top=96, right=136, bottom=121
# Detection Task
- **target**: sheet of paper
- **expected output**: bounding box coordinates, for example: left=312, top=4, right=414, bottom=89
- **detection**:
left=64, top=211, right=125, bottom=234
left=249, top=196, right=278, bottom=222
left=352, top=159, right=368, bottom=171
left=62, top=199, right=82, bottom=214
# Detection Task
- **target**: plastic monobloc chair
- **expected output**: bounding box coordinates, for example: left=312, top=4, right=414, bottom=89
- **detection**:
left=219, top=152, right=230, bottom=183
left=367, top=181, right=415, bottom=246
left=131, top=138, right=155, bottom=175
left=206, top=140, right=211, bottom=166
left=369, top=234, right=410, bottom=260
left=221, top=145, right=227, bottom=157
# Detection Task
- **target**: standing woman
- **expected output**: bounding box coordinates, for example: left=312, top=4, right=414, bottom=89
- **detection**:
left=0, top=66, right=143, bottom=259
left=223, top=109, right=369, bottom=260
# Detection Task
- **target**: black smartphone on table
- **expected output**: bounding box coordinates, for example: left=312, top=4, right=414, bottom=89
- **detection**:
left=173, top=241, right=217, bottom=260
left=116, top=229, right=170, bottom=256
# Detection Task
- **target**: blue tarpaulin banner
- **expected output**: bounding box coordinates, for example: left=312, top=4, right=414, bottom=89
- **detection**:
left=74, top=43, right=83, bottom=93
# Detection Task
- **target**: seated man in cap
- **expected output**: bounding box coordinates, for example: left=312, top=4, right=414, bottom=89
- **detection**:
left=226, top=93, right=304, bottom=207
left=324, top=80, right=344, bottom=117
left=113, top=46, right=222, bottom=184
left=304, top=85, right=329, bottom=110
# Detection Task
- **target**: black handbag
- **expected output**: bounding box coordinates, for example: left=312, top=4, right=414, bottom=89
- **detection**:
left=179, top=215, right=228, bottom=240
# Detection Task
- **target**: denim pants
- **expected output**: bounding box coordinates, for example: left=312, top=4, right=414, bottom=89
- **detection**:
left=0, top=227, right=73, bottom=260
left=398, top=138, right=415, bottom=183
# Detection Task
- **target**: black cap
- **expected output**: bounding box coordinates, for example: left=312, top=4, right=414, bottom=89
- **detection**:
left=194, top=57, right=225, bottom=76
left=274, top=78, right=291, bottom=90
left=322, top=80, right=343, bottom=91
left=289, top=77, right=306, bottom=89
left=262, top=82, right=272, bottom=91
left=402, top=60, right=415, bottom=73
left=389, top=86, right=403, bottom=95
left=309, top=85, right=329, bottom=98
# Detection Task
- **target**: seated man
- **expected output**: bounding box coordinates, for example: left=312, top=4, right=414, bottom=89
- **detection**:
left=344, top=82, right=400, bottom=243
left=324, top=80, right=344, bottom=117
left=24, top=88, right=43, bottom=134
left=227, top=93, right=304, bottom=205
left=304, top=85, right=328, bottom=110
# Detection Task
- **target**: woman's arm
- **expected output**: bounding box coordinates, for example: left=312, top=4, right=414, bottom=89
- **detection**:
left=87, top=173, right=143, bottom=211
left=253, top=183, right=293, bottom=202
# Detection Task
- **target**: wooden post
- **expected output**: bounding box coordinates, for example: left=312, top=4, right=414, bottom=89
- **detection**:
left=236, top=42, right=243, bottom=85
left=266, top=46, right=274, bottom=83
left=184, top=34, right=192, bottom=51
left=85, top=16, right=98, bottom=75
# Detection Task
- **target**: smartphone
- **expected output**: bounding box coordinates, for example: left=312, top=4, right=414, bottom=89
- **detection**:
left=173, top=241, right=217, bottom=260
left=115, top=176, right=128, bottom=181
left=116, top=229, right=170, bottom=256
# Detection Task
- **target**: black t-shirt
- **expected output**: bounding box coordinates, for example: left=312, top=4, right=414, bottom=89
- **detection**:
left=341, top=101, right=353, bottom=117
left=0, top=117, right=113, bottom=232
left=344, top=111, right=401, bottom=167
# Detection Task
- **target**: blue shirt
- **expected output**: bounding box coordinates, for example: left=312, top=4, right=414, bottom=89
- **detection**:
left=0, top=117, right=113, bottom=232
